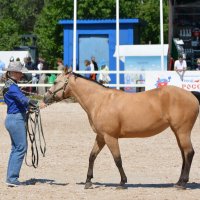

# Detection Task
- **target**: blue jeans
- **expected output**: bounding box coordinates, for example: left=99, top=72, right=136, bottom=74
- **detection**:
left=5, top=113, right=27, bottom=183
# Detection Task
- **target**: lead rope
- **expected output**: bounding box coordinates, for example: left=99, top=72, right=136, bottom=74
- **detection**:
left=25, top=107, right=46, bottom=168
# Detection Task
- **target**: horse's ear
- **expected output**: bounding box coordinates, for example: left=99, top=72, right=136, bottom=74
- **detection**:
left=64, top=67, right=68, bottom=74
left=64, top=66, right=72, bottom=74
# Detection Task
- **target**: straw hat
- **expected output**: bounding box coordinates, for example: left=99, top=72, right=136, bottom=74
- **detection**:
left=3, top=61, right=28, bottom=73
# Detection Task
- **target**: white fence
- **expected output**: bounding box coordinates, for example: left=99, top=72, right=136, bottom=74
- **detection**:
left=0, top=70, right=146, bottom=88
left=1, top=70, right=200, bottom=92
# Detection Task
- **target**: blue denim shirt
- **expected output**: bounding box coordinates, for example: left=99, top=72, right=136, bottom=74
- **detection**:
left=85, top=66, right=91, bottom=79
left=3, top=79, right=29, bottom=114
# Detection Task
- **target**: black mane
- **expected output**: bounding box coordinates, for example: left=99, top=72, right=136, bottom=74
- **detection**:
left=71, top=72, right=108, bottom=88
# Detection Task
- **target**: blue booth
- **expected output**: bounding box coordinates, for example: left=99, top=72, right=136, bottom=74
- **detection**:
left=59, top=19, right=141, bottom=84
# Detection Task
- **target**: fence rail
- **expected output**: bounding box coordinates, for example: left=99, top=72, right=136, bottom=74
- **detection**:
left=0, top=70, right=146, bottom=88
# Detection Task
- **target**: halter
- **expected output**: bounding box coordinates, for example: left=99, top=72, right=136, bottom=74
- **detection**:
left=47, top=78, right=69, bottom=101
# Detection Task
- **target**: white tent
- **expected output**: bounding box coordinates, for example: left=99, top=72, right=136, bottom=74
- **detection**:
left=114, top=44, right=169, bottom=62
left=0, top=51, right=31, bottom=67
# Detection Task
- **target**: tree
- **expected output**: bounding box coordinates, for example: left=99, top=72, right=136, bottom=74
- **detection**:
left=34, top=0, right=74, bottom=67
left=0, top=18, right=20, bottom=50
left=34, top=0, right=151, bottom=65
left=0, top=0, right=44, bottom=50
left=136, top=0, right=169, bottom=44
left=0, top=0, right=169, bottom=64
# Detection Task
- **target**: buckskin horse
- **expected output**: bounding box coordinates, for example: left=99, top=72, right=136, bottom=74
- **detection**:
left=43, top=69, right=200, bottom=190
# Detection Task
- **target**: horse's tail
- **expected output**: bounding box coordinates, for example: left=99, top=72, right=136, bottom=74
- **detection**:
left=191, top=91, right=200, bottom=104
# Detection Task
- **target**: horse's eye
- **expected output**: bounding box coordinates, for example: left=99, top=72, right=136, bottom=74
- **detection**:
left=53, top=81, right=57, bottom=85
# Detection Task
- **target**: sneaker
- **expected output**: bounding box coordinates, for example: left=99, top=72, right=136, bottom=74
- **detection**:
left=6, top=181, right=21, bottom=187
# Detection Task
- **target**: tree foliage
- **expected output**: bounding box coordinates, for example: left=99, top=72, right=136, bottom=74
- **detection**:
left=0, top=18, right=20, bottom=50
left=0, top=0, right=169, bottom=65
left=0, top=0, right=44, bottom=49
left=135, top=0, right=169, bottom=44
left=34, top=0, right=73, bottom=65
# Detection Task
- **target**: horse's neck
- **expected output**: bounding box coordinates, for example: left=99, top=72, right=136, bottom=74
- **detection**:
left=69, top=77, right=106, bottom=113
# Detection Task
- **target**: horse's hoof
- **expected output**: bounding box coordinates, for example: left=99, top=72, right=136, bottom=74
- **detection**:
left=84, top=182, right=93, bottom=189
left=116, top=185, right=128, bottom=190
left=174, top=184, right=186, bottom=190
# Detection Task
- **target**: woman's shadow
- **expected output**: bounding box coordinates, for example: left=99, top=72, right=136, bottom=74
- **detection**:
left=23, top=178, right=68, bottom=186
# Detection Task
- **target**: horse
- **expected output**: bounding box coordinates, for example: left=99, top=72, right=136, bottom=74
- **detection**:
left=43, top=69, right=200, bottom=190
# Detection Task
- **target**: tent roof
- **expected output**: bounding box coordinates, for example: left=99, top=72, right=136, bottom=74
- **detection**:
left=114, top=45, right=169, bottom=57
left=59, top=18, right=140, bottom=25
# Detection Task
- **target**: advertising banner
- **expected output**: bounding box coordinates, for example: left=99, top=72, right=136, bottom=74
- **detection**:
left=124, top=56, right=167, bottom=92
left=125, top=56, right=168, bottom=71
left=145, top=71, right=200, bottom=91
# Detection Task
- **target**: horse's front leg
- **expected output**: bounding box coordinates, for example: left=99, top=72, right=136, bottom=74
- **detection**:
left=104, top=134, right=127, bottom=189
left=85, top=135, right=105, bottom=189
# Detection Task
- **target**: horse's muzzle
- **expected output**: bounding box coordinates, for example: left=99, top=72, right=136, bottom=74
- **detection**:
left=43, top=93, right=53, bottom=104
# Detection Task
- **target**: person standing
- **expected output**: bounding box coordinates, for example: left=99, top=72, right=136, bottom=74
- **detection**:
left=2, top=61, right=46, bottom=187
left=0, top=59, right=5, bottom=82
left=174, top=55, right=187, bottom=81
left=57, top=58, right=65, bottom=71
left=99, top=64, right=111, bottom=84
left=84, top=59, right=91, bottom=79
left=90, top=56, right=98, bottom=81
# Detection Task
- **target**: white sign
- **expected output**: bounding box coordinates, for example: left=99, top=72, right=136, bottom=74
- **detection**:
left=145, top=71, right=200, bottom=91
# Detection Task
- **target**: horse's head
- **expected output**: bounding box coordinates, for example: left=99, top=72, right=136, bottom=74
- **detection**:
left=43, top=68, right=72, bottom=104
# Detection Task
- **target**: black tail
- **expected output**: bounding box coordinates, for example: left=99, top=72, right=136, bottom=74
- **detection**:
left=191, top=91, right=200, bottom=104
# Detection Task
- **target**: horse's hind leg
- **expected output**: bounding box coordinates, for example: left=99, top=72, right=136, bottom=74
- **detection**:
left=104, top=134, right=127, bottom=189
left=174, top=131, right=195, bottom=189
left=85, top=135, right=105, bottom=189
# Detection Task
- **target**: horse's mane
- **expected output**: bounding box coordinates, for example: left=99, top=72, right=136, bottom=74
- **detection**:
left=71, top=72, right=108, bottom=88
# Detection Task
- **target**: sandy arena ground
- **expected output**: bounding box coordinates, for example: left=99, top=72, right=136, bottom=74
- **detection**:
left=1, top=102, right=200, bottom=200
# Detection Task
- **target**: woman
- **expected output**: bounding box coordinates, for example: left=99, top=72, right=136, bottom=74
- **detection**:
left=84, top=59, right=96, bottom=80
left=2, top=61, right=46, bottom=187
left=99, top=64, right=111, bottom=84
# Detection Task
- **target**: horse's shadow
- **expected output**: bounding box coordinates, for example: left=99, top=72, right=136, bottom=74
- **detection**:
left=77, top=182, right=200, bottom=190
left=24, top=178, right=68, bottom=186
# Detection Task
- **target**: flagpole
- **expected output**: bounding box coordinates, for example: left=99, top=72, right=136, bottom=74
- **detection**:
left=160, top=0, right=164, bottom=71
left=73, top=0, right=77, bottom=72
left=116, top=0, right=120, bottom=89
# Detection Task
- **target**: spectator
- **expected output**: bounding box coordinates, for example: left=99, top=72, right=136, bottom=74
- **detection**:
left=91, top=56, right=98, bottom=71
left=0, top=59, right=5, bottom=82
left=25, top=56, right=36, bottom=71
left=9, top=56, right=14, bottom=63
left=84, top=60, right=92, bottom=79
left=24, top=56, right=35, bottom=82
left=37, top=58, right=49, bottom=95
left=37, top=57, right=44, bottom=70
left=90, top=56, right=98, bottom=81
left=174, top=55, right=187, bottom=81
left=25, top=56, right=37, bottom=93
left=57, top=58, right=65, bottom=71
left=36, top=57, right=45, bottom=81
left=99, top=64, right=111, bottom=84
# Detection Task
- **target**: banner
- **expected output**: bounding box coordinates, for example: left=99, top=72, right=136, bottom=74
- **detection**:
left=145, top=71, right=200, bottom=91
